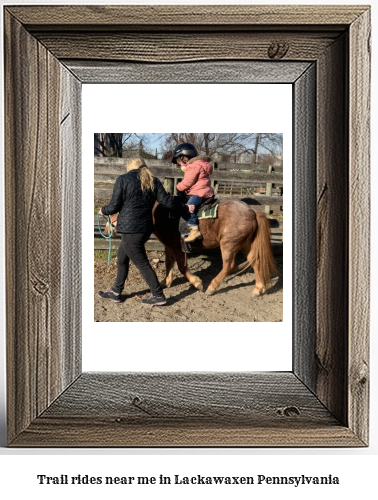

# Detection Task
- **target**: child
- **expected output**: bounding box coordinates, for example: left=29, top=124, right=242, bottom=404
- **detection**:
left=172, top=142, right=214, bottom=242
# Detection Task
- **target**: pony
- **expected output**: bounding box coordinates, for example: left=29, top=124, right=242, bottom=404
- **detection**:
left=152, top=199, right=278, bottom=297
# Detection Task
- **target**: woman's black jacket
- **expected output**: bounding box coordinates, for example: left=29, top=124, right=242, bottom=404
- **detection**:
left=101, top=169, right=188, bottom=234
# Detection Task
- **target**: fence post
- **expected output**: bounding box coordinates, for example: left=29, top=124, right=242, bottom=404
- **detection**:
left=163, top=178, right=174, bottom=195
left=265, top=165, right=273, bottom=214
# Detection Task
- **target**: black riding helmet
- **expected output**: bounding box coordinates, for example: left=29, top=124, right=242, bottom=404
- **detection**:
left=171, top=142, right=198, bottom=164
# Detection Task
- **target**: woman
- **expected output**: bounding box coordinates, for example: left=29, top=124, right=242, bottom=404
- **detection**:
left=98, top=156, right=189, bottom=306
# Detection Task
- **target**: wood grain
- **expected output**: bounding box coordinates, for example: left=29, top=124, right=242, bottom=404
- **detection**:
left=4, top=12, right=63, bottom=441
left=35, top=32, right=341, bottom=63
left=348, top=8, right=371, bottom=445
left=293, top=64, right=317, bottom=391
left=316, top=34, right=349, bottom=426
left=4, top=10, right=81, bottom=444
left=12, top=420, right=363, bottom=448
left=60, top=67, right=82, bottom=388
left=7, top=5, right=367, bottom=28
left=11, top=373, right=364, bottom=447
left=69, top=60, right=312, bottom=84
left=4, top=5, right=370, bottom=447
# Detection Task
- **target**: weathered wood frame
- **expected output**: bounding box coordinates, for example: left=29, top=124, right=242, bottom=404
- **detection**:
left=4, top=5, right=370, bottom=447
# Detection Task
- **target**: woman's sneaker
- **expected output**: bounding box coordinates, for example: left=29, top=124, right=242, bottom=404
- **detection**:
left=98, top=288, right=122, bottom=303
left=142, top=294, right=167, bottom=306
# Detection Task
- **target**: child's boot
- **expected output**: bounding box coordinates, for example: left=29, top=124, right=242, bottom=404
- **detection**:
left=184, top=225, right=202, bottom=242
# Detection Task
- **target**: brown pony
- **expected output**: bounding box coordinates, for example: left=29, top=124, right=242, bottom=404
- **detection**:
left=152, top=199, right=278, bottom=296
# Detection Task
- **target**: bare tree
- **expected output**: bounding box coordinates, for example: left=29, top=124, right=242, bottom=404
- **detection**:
left=94, top=133, right=123, bottom=157
left=159, top=133, right=283, bottom=163
left=94, top=133, right=158, bottom=158
left=121, top=133, right=157, bottom=159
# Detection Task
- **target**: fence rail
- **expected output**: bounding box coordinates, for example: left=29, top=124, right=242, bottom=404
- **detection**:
left=94, top=157, right=283, bottom=172
left=94, top=169, right=283, bottom=185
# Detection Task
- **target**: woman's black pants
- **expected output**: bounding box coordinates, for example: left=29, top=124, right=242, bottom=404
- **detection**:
left=112, top=232, right=163, bottom=296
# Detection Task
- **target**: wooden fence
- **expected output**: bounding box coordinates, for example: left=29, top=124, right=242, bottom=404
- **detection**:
left=94, top=157, right=283, bottom=253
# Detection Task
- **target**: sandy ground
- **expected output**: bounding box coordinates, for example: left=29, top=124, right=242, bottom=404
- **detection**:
left=94, top=250, right=283, bottom=323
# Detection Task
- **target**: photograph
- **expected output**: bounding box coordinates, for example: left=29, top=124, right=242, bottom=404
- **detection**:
left=94, top=133, right=284, bottom=323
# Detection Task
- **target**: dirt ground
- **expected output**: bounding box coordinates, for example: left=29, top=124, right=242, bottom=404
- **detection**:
left=94, top=250, right=283, bottom=323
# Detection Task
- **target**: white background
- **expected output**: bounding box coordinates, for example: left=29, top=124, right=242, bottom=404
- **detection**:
left=0, top=0, right=377, bottom=498
left=83, top=83, right=292, bottom=372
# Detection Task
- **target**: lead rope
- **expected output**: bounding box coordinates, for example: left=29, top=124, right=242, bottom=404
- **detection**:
left=225, top=260, right=252, bottom=283
left=97, top=213, right=113, bottom=266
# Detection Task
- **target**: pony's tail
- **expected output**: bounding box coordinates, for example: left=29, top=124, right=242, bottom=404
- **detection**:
left=250, top=212, right=278, bottom=289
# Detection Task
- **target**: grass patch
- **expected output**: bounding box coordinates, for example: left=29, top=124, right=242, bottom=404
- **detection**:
left=95, top=250, right=118, bottom=260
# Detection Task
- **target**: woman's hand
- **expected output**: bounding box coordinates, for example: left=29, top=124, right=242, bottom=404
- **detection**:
left=187, top=204, right=195, bottom=213
left=98, top=208, right=103, bottom=216
left=176, top=190, right=187, bottom=202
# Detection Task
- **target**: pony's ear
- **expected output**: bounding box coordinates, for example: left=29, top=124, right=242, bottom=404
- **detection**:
left=104, top=222, right=117, bottom=237
left=104, top=215, right=118, bottom=237
left=105, top=214, right=118, bottom=238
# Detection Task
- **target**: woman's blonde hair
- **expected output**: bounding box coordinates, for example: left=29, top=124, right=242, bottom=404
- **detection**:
left=126, top=156, right=155, bottom=191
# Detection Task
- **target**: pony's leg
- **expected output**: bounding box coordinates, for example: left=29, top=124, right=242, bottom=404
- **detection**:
left=251, top=263, right=266, bottom=297
left=160, top=246, right=175, bottom=289
left=175, top=249, right=204, bottom=292
left=244, top=245, right=266, bottom=297
left=206, top=247, right=236, bottom=296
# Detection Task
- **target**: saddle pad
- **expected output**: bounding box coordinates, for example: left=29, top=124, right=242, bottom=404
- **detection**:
left=197, top=203, right=219, bottom=220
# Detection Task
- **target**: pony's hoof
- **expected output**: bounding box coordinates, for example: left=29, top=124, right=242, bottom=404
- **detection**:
left=160, top=280, right=171, bottom=289
left=205, top=287, right=216, bottom=296
left=252, top=287, right=266, bottom=297
left=196, top=282, right=204, bottom=292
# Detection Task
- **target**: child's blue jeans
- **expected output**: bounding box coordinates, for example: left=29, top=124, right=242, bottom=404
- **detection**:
left=183, top=195, right=203, bottom=226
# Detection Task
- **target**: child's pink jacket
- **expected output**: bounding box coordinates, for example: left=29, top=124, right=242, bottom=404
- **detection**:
left=176, top=156, right=214, bottom=198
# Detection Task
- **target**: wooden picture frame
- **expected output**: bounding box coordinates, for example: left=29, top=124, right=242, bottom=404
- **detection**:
left=4, top=5, right=370, bottom=447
